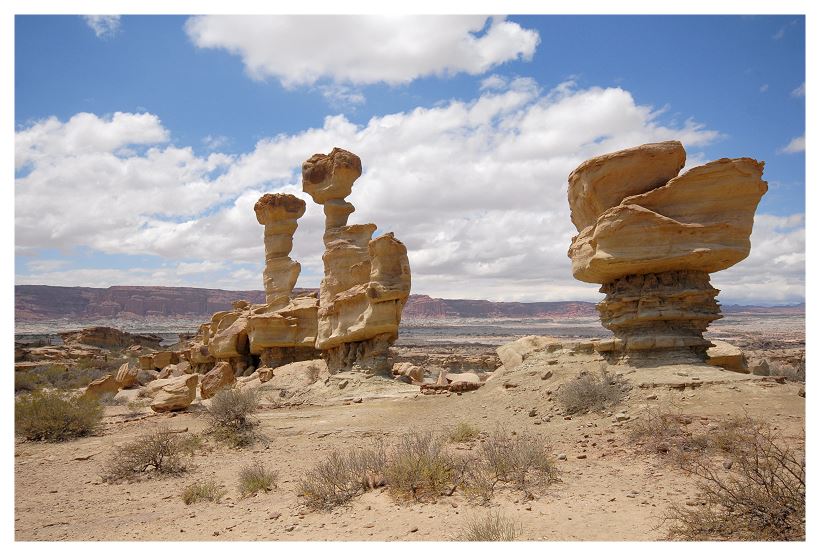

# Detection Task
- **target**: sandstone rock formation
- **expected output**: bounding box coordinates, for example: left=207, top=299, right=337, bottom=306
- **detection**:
left=185, top=193, right=320, bottom=377
left=60, top=326, right=162, bottom=350
left=302, top=148, right=411, bottom=375
left=200, top=361, right=235, bottom=399
left=706, top=340, right=748, bottom=373
left=567, top=141, right=767, bottom=357
left=115, top=362, right=139, bottom=389
left=82, top=374, right=120, bottom=399
left=149, top=374, right=198, bottom=412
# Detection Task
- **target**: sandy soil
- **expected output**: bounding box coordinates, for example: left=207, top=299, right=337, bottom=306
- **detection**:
left=15, top=346, right=804, bottom=541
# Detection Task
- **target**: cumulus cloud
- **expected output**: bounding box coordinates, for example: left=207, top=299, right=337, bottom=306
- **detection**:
left=184, top=15, right=539, bottom=87
left=82, top=15, right=121, bottom=39
left=778, top=135, right=805, bottom=154
left=15, top=80, right=803, bottom=304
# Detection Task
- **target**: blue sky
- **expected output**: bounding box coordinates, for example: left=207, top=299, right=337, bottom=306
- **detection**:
left=13, top=14, right=806, bottom=304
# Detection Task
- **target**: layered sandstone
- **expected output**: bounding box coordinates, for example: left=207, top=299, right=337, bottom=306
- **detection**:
left=567, top=141, right=767, bottom=356
left=302, top=148, right=411, bottom=375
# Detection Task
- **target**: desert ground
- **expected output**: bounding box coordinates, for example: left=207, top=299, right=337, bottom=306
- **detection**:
left=14, top=314, right=805, bottom=541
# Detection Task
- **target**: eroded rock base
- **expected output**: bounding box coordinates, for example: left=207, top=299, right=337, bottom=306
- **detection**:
left=324, top=333, right=393, bottom=376
left=597, top=270, right=721, bottom=357
left=260, top=346, right=322, bottom=369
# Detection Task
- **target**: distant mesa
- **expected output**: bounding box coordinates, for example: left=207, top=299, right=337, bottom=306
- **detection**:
left=566, top=140, right=768, bottom=358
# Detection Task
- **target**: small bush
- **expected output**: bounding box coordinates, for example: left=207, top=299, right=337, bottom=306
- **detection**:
left=298, top=442, right=386, bottom=510
left=15, top=371, right=43, bottom=393
left=460, top=428, right=557, bottom=502
left=556, top=368, right=630, bottom=414
left=103, top=427, right=190, bottom=482
left=384, top=431, right=453, bottom=500
left=460, top=511, right=521, bottom=541
left=15, top=390, right=103, bottom=442
left=238, top=461, right=278, bottom=497
left=204, top=388, right=261, bottom=448
left=448, top=422, right=480, bottom=443
left=181, top=480, right=225, bottom=505
left=665, top=423, right=805, bottom=541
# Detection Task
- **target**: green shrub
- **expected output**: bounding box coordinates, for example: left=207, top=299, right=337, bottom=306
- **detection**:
left=204, top=388, right=261, bottom=447
left=181, top=480, right=225, bottom=505
left=15, top=390, right=103, bottom=441
left=448, top=422, right=480, bottom=443
left=238, top=461, right=278, bottom=497
left=556, top=368, right=630, bottom=414
left=384, top=431, right=453, bottom=500
left=103, top=427, right=190, bottom=482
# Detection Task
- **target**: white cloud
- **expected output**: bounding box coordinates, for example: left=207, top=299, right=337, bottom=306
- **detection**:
left=184, top=15, right=539, bottom=87
left=16, top=79, right=802, bottom=304
left=778, top=135, right=805, bottom=154
left=791, top=82, right=805, bottom=97
left=82, top=15, right=121, bottom=39
left=202, top=134, right=229, bottom=150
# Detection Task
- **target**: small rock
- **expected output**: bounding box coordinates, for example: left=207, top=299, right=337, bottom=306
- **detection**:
left=723, top=460, right=733, bottom=470
left=614, top=413, right=629, bottom=422
left=353, top=398, right=363, bottom=403
left=577, top=454, right=587, bottom=459
left=338, top=379, right=349, bottom=390
left=409, top=526, right=419, bottom=533
left=503, top=382, right=519, bottom=389
left=645, top=394, right=658, bottom=400
left=541, top=370, right=553, bottom=380
left=528, top=409, right=538, bottom=417
left=557, top=453, right=567, bottom=461
left=285, top=525, right=296, bottom=532
left=268, top=512, right=281, bottom=520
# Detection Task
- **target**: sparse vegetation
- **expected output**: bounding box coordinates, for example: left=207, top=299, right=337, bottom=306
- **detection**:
left=103, top=427, right=191, bottom=482
left=181, top=480, right=225, bottom=505
left=298, top=442, right=386, bottom=510
left=238, top=461, right=278, bottom=497
left=665, top=421, right=805, bottom=541
left=448, top=421, right=480, bottom=443
left=15, top=359, right=129, bottom=392
left=459, top=428, right=557, bottom=503
left=459, top=511, right=521, bottom=541
left=384, top=431, right=453, bottom=501
left=204, top=388, right=261, bottom=448
left=556, top=367, right=630, bottom=414
left=15, top=390, right=103, bottom=442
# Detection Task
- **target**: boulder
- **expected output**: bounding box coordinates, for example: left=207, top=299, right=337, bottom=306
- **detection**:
left=115, top=362, right=140, bottom=389
left=139, top=355, right=155, bottom=370
left=257, top=367, right=275, bottom=383
left=200, top=361, right=236, bottom=399
left=152, top=351, right=179, bottom=369
left=706, top=340, right=748, bottom=373
left=496, top=336, right=557, bottom=370
left=82, top=374, right=120, bottom=399
left=150, top=374, right=198, bottom=412
left=750, top=359, right=771, bottom=376
left=136, top=368, right=159, bottom=386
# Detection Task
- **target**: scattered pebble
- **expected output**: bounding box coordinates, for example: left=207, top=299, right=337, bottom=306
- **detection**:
left=557, top=453, right=567, bottom=461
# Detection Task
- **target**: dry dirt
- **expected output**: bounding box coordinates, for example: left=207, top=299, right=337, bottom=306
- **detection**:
left=15, top=345, right=804, bottom=541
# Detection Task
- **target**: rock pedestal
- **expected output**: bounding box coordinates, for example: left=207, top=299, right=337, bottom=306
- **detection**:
left=254, top=193, right=306, bottom=309
left=302, top=148, right=411, bottom=375
left=567, top=141, right=767, bottom=358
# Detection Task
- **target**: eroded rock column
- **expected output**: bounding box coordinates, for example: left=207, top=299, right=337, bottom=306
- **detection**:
left=254, top=193, right=306, bottom=309
left=566, top=141, right=767, bottom=358
left=302, top=147, right=411, bottom=376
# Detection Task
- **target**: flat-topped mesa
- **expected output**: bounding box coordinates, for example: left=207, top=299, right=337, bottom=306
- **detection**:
left=254, top=193, right=306, bottom=309
left=567, top=141, right=767, bottom=358
left=302, top=147, right=411, bottom=376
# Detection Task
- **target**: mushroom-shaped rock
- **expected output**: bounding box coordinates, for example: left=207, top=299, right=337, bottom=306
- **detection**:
left=566, top=142, right=767, bottom=357
left=254, top=193, right=306, bottom=308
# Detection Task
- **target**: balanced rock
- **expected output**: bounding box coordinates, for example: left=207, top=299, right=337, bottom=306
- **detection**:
left=567, top=141, right=767, bottom=357
left=150, top=374, right=198, bottom=412
left=302, top=148, right=411, bottom=375
left=200, top=361, right=236, bottom=399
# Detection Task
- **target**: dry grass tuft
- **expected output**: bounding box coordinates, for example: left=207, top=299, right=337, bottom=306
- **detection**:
left=238, top=461, right=278, bottom=497
left=556, top=368, right=630, bottom=414
left=103, top=427, right=191, bottom=482
left=181, top=479, right=225, bottom=505
left=448, top=422, right=480, bottom=443
left=15, top=390, right=103, bottom=442
left=384, top=431, right=454, bottom=501
left=459, top=511, right=521, bottom=541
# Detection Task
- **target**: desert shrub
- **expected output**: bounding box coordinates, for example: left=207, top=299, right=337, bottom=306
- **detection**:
left=448, top=422, right=480, bottom=443
left=181, top=479, right=225, bottom=505
left=556, top=368, right=630, bottom=414
left=97, top=392, right=122, bottom=406
left=177, top=433, right=206, bottom=456
left=238, top=461, right=278, bottom=497
left=15, top=390, right=103, bottom=442
left=298, top=442, right=386, bottom=510
left=384, top=431, right=453, bottom=500
left=665, top=423, right=805, bottom=541
left=460, top=428, right=557, bottom=503
left=103, top=427, right=190, bottom=482
left=15, top=371, right=43, bottom=393
left=204, top=388, right=261, bottom=448
left=459, top=511, right=521, bottom=541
